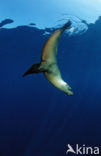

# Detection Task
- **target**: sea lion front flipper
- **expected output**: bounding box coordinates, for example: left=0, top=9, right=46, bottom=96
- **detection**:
left=23, top=63, right=47, bottom=77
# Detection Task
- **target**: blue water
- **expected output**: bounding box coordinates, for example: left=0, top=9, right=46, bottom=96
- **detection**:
left=0, top=17, right=101, bottom=156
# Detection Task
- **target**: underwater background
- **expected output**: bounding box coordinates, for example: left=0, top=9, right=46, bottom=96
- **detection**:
left=0, top=6, right=101, bottom=156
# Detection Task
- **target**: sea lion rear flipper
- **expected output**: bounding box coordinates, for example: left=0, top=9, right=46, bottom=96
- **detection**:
left=23, top=63, right=47, bottom=77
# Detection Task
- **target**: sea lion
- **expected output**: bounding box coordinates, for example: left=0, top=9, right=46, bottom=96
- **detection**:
left=23, top=20, right=73, bottom=95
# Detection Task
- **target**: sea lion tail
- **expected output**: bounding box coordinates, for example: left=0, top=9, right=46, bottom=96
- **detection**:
left=23, top=63, right=46, bottom=77
left=61, top=20, right=72, bottom=31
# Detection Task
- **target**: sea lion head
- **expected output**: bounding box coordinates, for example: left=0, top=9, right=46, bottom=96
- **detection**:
left=58, top=79, right=73, bottom=95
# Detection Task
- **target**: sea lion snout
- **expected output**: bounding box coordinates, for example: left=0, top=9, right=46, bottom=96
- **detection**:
left=62, top=83, right=73, bottom=96
left=66, top=86, right=74, bottom=96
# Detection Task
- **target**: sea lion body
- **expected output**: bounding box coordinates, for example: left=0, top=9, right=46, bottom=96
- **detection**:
left=23, top=20, right=73, bottom=95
